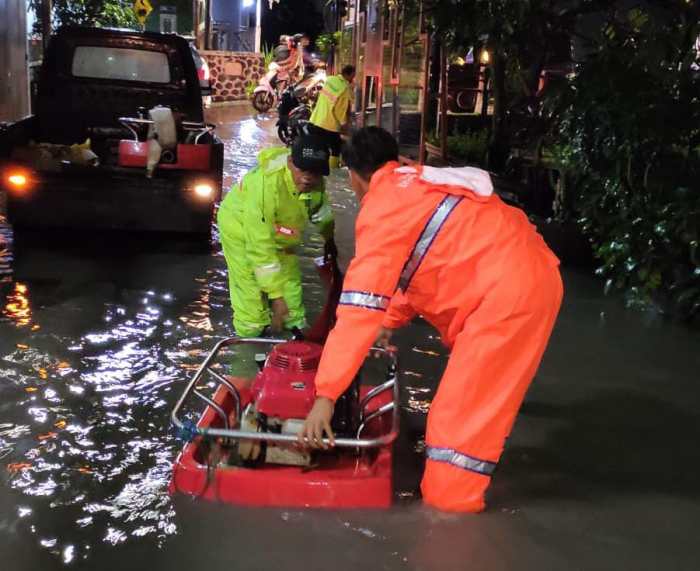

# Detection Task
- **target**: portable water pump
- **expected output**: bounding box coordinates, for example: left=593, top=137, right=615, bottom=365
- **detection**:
left=236, top=340, right=359, bottom=466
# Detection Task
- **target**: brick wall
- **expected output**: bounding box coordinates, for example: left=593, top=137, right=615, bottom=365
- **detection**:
left=200, top=51, right=264, bottom=103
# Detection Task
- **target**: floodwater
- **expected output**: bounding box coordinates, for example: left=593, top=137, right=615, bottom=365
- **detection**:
left=1, top=107, right=699, bottom=571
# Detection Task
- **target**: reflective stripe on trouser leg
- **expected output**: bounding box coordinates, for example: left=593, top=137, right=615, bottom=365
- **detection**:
left=426, top=446, right=496, bottom=476
left=218, top=226, right=271, bottom=337
left=421, top=258, right=563, bottom=512
left=421, top=447, right=494, bottom=511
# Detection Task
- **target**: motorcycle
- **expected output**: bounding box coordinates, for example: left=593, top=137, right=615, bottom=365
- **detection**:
left=276, top=84, right=312, bottom=146
left=295, top=61, right=326, bottom=105
left=252, top=62, right=290, bottom=113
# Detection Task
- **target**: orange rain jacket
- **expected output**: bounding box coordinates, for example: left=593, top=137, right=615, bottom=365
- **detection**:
left=314, top=162, right=563, bottom=512
left=314, top=162, right=560, bottom=402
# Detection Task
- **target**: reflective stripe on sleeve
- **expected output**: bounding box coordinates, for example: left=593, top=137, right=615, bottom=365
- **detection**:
left=254, top=262, right=282, bottom=279
left=338, top=291, right=390, bottom=311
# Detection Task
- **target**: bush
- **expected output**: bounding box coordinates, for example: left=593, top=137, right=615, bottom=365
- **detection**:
left=447, top=129, right=489, bottom=167
left=553, top=5, right=700, bottom=320
left=261, top=44, right=275, bottom=70
left=245, top=80, right=256, bottom=98
left=427, top=128, right=490, bottom=168
left=316, top=32, right=341, bottom=60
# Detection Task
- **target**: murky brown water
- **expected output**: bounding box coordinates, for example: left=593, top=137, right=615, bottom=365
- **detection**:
left=1, top=107, right=699, bottom=571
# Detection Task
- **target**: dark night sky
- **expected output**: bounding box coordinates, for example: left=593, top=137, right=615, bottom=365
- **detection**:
left=261, top=0, right=327, bottom=49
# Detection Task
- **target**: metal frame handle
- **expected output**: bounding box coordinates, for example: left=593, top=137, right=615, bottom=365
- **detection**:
left=118, top=117, right=216, bottom=143
left=171, top=337, right=400, bottom=449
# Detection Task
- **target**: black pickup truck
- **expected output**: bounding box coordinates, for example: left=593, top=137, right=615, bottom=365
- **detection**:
left=0, top=27, right=223, bottom=238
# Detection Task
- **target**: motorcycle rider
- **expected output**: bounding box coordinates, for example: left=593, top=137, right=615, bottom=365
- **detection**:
left=308, top=65, right=356, bottom=170
left=274, top=34, right=305, bottom=85
left=274, top=35, right=291, bottom=63
left=217, top=132, right=337, bottom=337
left=300, top=34, right=316, bottom=74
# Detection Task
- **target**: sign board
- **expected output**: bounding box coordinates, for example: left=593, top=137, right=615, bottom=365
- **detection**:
left=134, top=0, right=153, bottom=25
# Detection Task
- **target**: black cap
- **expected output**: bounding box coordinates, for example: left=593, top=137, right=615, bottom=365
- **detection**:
left=291, top=132, right=330, bottom=176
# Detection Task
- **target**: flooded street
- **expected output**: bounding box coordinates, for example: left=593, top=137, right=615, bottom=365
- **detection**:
left=1, top=106, right=700, bottom=570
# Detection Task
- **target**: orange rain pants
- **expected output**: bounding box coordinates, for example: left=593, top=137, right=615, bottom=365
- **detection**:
left=314, top=162, right=563, bottom=512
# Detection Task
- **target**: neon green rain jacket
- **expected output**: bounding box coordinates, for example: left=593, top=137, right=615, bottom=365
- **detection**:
left=309, top=74, right=351, bottom=133
left=217, top=147, right=334, bottom=334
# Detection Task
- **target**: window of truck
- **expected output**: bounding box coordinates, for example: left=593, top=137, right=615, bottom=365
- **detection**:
left=71, top=46, right=171, bottom=83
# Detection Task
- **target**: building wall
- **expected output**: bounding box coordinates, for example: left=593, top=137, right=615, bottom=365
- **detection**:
left=145, top=0, right=194, bottom=35
left=200, top=50, right=264, bottom=102
left=211, top=0, right=257, bottom=51
left=0, top=0, right=29, bottom=122
left=341, top=0, right=428, bottom=157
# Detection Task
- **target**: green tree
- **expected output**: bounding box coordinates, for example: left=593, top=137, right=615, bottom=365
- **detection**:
left=419, top=0, right=700, bottom=319
left=422, top=0, right=612, bottom=168
left=553, top=1, right=700, bottom=318
left=30, top=0, right=138, bottom=31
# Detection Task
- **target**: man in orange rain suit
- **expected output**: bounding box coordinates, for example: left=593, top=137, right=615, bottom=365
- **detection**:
left=299, top=127, right=563, bottom=512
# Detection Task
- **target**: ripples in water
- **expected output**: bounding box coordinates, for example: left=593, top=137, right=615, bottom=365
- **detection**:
left=0, top=108, right=433, bottom=565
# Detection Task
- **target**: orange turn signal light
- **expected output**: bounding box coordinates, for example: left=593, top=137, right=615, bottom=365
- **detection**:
left=7, top=173, right=28, bottom=188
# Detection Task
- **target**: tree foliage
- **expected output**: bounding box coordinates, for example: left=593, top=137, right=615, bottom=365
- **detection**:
left=420, top=0, right=700, bottom=319
left=30, top=0, right=138, bottom=32
left=554, top=2, right=700, bottom=318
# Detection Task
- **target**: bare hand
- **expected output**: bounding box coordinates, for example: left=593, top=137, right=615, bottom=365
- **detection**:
left=298, top=397, right=335, bottom=449
left=376, top=326, right=395, bottom=349
left=270, top=297, right=289, bottom=333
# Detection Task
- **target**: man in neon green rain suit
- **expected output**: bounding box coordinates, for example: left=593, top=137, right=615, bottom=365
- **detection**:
left=217, top=133, right=336, bottom=337
left=308, top=65, right=355, bottom=170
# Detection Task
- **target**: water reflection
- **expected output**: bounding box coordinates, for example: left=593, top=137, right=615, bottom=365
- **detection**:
left=0, top=107, right=435, bottom=566
left=0, top=108, right=280, bottom=563
left=2, top=282, right=32, bottom=327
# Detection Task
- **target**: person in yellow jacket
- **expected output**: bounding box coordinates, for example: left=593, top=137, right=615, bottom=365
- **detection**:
left=309, top=65, right=356, bottom=169
left=217, top=133, right=336, bottom=337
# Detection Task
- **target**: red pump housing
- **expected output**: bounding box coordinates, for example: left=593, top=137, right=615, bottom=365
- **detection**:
left=250, top=341, right=321, bottom=419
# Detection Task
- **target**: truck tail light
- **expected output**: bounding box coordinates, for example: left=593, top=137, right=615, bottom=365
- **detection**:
left=194, top=183, right=214, bottom=199
left=6, top=170, right=30, bottom=192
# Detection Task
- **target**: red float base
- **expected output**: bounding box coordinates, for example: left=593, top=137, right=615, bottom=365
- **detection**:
left=169, top=380, right=394, bottom=509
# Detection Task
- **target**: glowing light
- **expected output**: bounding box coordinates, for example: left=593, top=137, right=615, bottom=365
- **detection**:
left=480, top=49, right=490, bottom=65
left=3, top=282, right=32, bottom=327
left=7, top=173, right=27, bottom=188
left=243, top=0, right=254, bottom=6
left=194, top=183, right=214, bottom=198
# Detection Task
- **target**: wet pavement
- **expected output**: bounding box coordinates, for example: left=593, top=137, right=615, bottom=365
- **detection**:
left=1, top=106, right=699, bottom=570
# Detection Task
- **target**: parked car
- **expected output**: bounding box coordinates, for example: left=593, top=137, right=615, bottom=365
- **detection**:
left=0, top=27, right=222, bottom=239
left=188, top=41, right=213, bottom=107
